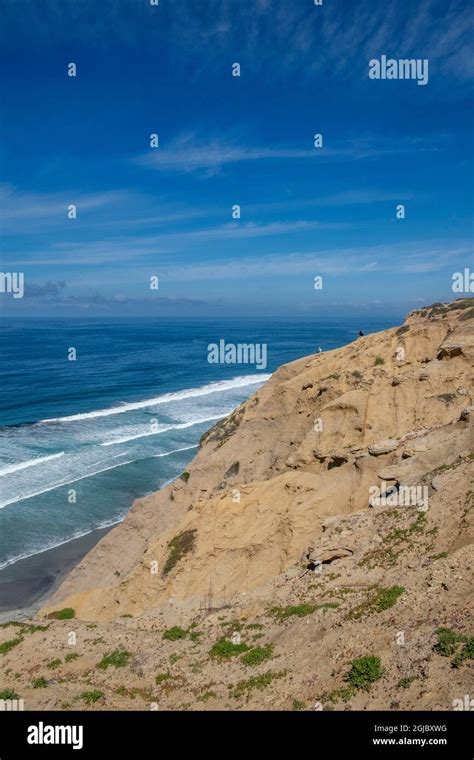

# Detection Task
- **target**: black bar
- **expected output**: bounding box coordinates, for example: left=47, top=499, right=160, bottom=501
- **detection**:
left=0, top=711, right=471, bottom=757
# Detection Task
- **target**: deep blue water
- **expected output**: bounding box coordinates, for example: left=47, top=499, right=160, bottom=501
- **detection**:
left=0, top=316, right=396, bottom=569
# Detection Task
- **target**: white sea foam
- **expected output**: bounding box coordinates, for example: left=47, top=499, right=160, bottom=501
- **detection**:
left=0, top=473, right=180, bottom=570
left=99, top=414, right=226, bottom=447
left=153, top=444, right=198, bottom=458
left=0, top=452, right=65, bottom=477
left=40, top=375, right=269, bottom=424
left=0, top=458, right=136, bottom=510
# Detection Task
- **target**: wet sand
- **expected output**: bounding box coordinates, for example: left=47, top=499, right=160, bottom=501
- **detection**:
left=0, top=525, right=113, bottom=621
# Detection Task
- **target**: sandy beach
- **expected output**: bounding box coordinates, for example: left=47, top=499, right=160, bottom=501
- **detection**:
left=0, top=525, right=112, bottom=621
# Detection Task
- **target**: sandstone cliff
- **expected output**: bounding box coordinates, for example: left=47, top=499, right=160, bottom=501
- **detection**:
left=42, top=298, right=474, bottom=623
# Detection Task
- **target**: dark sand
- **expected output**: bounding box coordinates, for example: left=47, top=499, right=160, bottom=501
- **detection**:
left=0, top=525, right=113, bottom=619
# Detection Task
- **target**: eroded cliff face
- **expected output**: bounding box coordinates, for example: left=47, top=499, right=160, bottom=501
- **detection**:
left=41, top=299, right=474, bottom=622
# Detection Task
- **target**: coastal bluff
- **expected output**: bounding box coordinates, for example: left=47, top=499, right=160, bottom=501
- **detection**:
left=41, top=299, right=473, bottom=623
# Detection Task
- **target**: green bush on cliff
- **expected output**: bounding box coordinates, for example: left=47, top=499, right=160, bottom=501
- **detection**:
left=163, top=529, right=197, bottom=575
left=47, top=608, right=75, bottom=620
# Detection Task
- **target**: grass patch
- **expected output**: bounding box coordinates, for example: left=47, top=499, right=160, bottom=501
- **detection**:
left=374, top=356, right=385, bottom=366
left=323, top=686, right=355, bottom=704
left=270, top=604, right=317, bottom=621
left=0, top=636, right=23, bottom=655
left=348, top=586, right=405, bottom=620
left=453, top=637, right=474, bottom=668
left=79, top=690, right=103, bottom=704
left=180, top=471, right=190, bottom=483
left=431, top=551, right=448, bottom=560
left=434, top=628, right=474, bottom=667
left=0, top=689, right=19, bottom=700
left=197, top=690, right=217, bottom=702
left=47, top=658, right=62, bottom=669
left=292, top=699, right=306, bottom=711
left=230, top=671, right=285, bottom=700
left=163, top=626, right=187, bottom=641
left=47, top=607, right=75, bottom=620
left=96, top=649, right=130, bottom=670
left=346, top=656, right=384, bottom=691
left=209, top=637, right=249, bottom=659
left=375, top=585, right=405, bottom=611
left=65, top=652, right=80, bottom=663
left=241, top=644, right=273, bottom=667
left=163, top=529, right=197, bottom=576
left=32, top=677, right=48, bottom=689
left=155, top=672, right=173, bottom=685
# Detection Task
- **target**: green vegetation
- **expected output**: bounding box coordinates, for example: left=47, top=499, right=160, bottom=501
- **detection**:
left=375, top=585, right=405, bottom=611
left=323, top=686, right=355, bottom=704
left=346, top=656, right=384, bottom=691
left=47, top=658, right=62, bottom=669
left=270, top=603, right=317, bottom=620
left=292, top=699, right=306, bottom=711
left=431, top=551, right=448, bottom=560
left=0, top=636, right=22, bottom=655
left=434, top=628, right=474, bottom=667
left=155, top=672, right=173, bottom=685
left=352, top=370, right=363, bottom=380
left=65, top=652, right=80, bottom=662
left=197, top=690, right=217, bottom=702
left=163, top=626, right=187, bottom=641
left=32, top=677, right=48, bottom=689
left=180, top=471, right=190, bottom=483
left=47, top=607, right=75, bottom=620
left=453, top=637, right=474, bottom=668
left=397, top=676, right=416, bottom=689
left=163, top=529, right=197, bottom=575
left=79, top=690, right=103, bottom=704
left=359, top=512, right=427, bottom=569
left=395, top=325, right=410, bottom=336
left=209, top=637, right=249, bottom=659
left=374, top=355, right=385, bottom=366
left=0, top=689, right=19, bottom=700
left=434, top=627, right=464, bottom=657
left=230, top=671, right=286, bottom=699
left=348, top=586, right=405, bottom=620
left=96, top=649, right=130, bottom=670
left=241, top=644, right=273, bottom=667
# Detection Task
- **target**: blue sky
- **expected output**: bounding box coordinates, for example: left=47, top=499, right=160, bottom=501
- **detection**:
left=0, top=0, right=472, bottom=317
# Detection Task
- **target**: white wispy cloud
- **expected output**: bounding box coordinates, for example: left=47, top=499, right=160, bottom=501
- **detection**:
left=134, top=133, right=440, bottom=175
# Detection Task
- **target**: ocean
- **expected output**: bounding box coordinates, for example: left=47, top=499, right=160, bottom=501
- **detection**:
left=0, top=316, right=396, bottom=572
